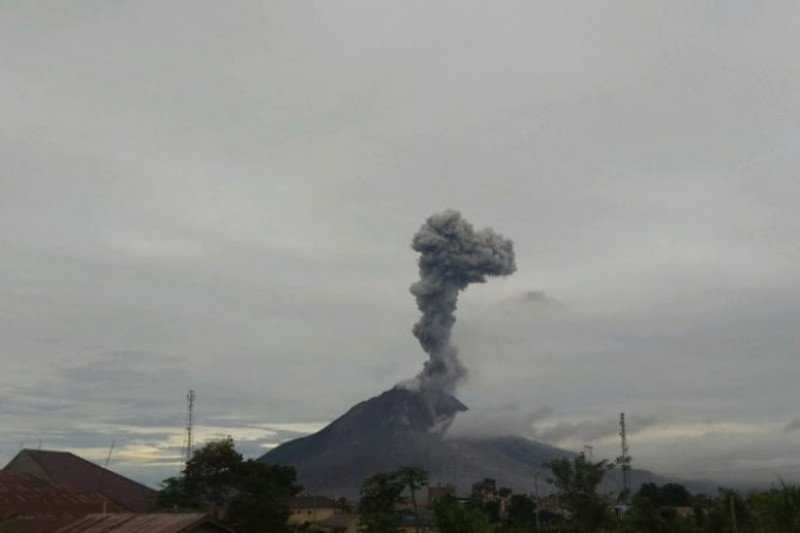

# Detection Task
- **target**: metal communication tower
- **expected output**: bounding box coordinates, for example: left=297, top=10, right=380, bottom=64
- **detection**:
left=617, top=412, right=631, bottom=499
left=185, top=390, right=195, bottom=464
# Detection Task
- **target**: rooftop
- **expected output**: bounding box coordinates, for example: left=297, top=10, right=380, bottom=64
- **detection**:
left=54, top=513, right=232, bottom=533
left=0, top=472, right=119, bottom=520
left=3, top=450, right=157, bottom=513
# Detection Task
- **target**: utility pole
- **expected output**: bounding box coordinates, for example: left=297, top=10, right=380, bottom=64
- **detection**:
left=104, top=441, right=115, bottom=469
left=533, top=473, right=542, bottom=530
left=729, top=492, right=738, bottom=533
left=185, top=390, right=195, bottom=464
left=583, top=444, right=594, bottom=461
left=617, top=413, right=631, bottom=501
left=97, top=440, right=115, bottom=514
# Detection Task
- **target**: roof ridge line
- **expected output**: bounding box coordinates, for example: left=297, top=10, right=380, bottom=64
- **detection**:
left=30, top=449, right=156, bottom=493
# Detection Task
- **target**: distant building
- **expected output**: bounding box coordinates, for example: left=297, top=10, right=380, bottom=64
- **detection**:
left=3, top=450, right=157, bottom=513
left=53, top=513, right=231, bottom=532
left=425, top=484, right=455, bottom=507
left=287, top=495, right=343, bottom=526
left=0, top=472, right=122, bottom=521
left=313, top=513, right=360, bottom=533
left=471, top=478, right=498, bottom=503
left=397, top=508, right=436, bottom=532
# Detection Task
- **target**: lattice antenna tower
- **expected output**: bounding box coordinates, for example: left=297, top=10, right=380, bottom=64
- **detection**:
left=617, top=412, right=631, bottom=498
left=185, top=390, right=195, bottom=464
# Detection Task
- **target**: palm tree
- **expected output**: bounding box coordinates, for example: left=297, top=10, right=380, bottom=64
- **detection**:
left=394, top=467, right=429, bottom=532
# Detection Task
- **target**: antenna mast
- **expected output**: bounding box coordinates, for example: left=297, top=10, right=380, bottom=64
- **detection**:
left=185, top=390, right=195, bottom=464
left=617, top=412, right=631, bottom=500
left=104, top=441, right=115, bottom=468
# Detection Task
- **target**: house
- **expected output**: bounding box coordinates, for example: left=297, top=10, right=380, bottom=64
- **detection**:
left=0, top=472, right=122, bottom=521
left=3, top=449, right=157, bottom=512
left=287, top=495, right=343, bottom=526
left=425, top=484, right=454, bottom=507
left=397, top=508, right=436, bottom=533
left=313, top=513, right=360, bottom=533
left=53, top=513, right=232, bottom=532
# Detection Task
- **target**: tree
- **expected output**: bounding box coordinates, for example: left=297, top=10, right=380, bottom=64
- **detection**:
left=157, top=438, right=301, bottom=533
left=394, top=466, right=428, bottom=532
left=157, top=475, right=202, bottom=510
left=637, top=482, right=692, bottom=508
left=433, top=494, right=492, bottom=533
left=506, top=493, right=537, bottom=527
left=226, top=460, right=301, bottom=533
left=704, top=488, right=753, bottom=533
left=359, top=472, right=406, bottom=533
left=545, top=453, right=614, bottom=532
left=183, top=436, right=243, bottom=507
left=749, top=482, right=800, bottom=533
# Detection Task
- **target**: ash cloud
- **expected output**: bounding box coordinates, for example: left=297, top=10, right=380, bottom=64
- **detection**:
left=449, top=405, right=554, bottom=438
left=784, top=418, right=800, bottom=434
left=532, top=414, right=662, bottom=445
left=405, top=210, right=516, bottom=393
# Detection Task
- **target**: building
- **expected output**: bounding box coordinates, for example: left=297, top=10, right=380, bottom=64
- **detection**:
left=3, top=450, right=157, bottom=512
left=287, top=495, right=343, bottom=526
left=0, top=472, right=122, bottom=521
left=313, top=513, right=360, bottom=533
left=397, top=508, right=436, bottom=533
left=53, top=513, right=232, bottom=533
left=425, top=484, right=454, bottom=507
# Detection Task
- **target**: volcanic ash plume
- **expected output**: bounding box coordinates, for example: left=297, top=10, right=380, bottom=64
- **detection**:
left=407, top=210, right=516, bottom=393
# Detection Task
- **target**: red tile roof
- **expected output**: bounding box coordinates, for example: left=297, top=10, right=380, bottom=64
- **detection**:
left=3, top=450, right=157, bottom=513
left=0, top=472, right=120, bottom=521
left=54, top=513, right=232, bottom=533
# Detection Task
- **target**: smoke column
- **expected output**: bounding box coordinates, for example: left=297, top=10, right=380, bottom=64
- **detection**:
left=408, top=210, right=516, bottom=393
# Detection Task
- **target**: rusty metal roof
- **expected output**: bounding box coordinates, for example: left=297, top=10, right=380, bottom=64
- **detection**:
left=54, top=513, right=232, bottom=533
left=0, top=472, right=120, bottom=520
left=0, top=514, right=79, bottom=533
left=4, top=450, right=157, bottom=512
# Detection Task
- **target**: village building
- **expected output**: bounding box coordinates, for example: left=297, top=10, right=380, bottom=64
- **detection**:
left=287, top=495, right=344, bottom=526
left=54, top=513, right=232, bottom=532
left=3, top=449, right=157, bottom=513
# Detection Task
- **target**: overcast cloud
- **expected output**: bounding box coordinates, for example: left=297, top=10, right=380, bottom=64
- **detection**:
left=1, top=1, right=799, bottom=488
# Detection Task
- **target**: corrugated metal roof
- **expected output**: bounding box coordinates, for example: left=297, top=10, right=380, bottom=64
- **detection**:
left=54, top=513, right=232, bottom=533
left=4, top=450, right=157, bottom=512
left=0, top=514, right=79, bottom=533
left=0, top=472, right=120, bottom=520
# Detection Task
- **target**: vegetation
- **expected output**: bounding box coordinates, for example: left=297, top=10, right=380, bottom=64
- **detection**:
left=358, top=471, right=406, bottom=533
left=394, top=466, right=428, bottom=531
left=433, top=494, right=492, bottom=533
left=157, top=447, right=800, bottom=533
left=544, top=454, right=616, bottom=532
left=157, top=437, right=301, bottom=533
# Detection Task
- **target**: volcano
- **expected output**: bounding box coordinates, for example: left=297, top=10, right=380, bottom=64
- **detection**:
left=259, top=388, right=712, bottom=498
left=259, top=388, right=573, bottom=497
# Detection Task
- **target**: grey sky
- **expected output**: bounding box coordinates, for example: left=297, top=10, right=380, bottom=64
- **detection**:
left=1, top=1, right=799, bottom=488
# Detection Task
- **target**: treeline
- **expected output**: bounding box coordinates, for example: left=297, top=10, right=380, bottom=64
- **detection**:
left=156, top=438, right=800, bottom=533
left=360, top=455, right=800, bottom=533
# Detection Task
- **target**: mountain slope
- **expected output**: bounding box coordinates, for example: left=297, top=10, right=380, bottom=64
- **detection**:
left=260, top=387, right=712, bottom=497
left=260, top=388, right=571, bottom=497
